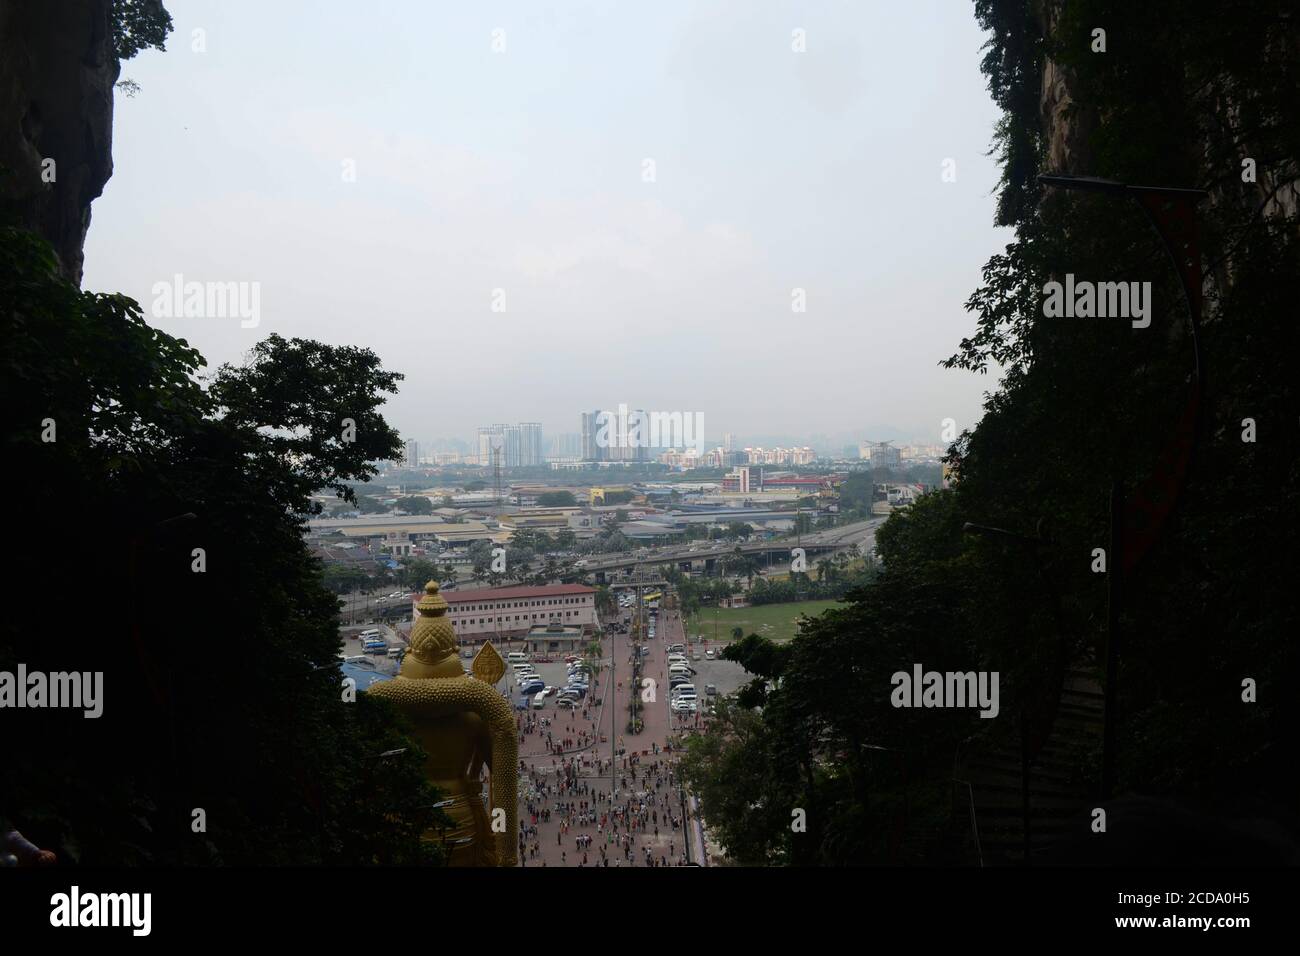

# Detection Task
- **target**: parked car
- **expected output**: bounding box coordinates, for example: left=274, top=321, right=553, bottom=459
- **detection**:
left=532, top=692, right=546, bottom=709
left=669, top=675, right=691, bottom=687
left=557, top=697, right=577, bottom=709
left=705, top=650, right=714, bottom=659
left=705, top=684, right=717, bottom=696
left=671, top=698, right=697, bottom=713
left=520, top=681, right=545, bottom=696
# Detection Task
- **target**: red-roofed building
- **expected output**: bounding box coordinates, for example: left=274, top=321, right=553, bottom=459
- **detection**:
left=413, top=583, right=599, bottom=640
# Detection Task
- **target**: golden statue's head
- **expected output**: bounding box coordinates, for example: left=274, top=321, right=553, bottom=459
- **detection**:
left=400, top=581, right=465, bottom=679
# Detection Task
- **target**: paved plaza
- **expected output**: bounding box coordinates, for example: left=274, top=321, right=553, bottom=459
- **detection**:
left=508, top=603, right=736, bottom=867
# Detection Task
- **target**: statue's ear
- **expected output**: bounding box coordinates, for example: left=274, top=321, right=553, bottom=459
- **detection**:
left=472, top=641, right=506, bottom=685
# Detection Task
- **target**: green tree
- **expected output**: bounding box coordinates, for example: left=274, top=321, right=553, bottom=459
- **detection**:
left=400, top=557, right=439, bottom=589
left=537, top=490, right=577, bottom=507
left=2, top=228, right=438, bottom=864
left=395, top=495, right=433, bottom=515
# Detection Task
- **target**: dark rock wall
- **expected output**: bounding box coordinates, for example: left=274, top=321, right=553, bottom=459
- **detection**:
left=0, top=0, right=118, bottom=286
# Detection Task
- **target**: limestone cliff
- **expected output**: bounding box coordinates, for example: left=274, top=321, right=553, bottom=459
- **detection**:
left=0, top=0, right=118, bottom=286
left=1032, top=0, right=1299, bottom=228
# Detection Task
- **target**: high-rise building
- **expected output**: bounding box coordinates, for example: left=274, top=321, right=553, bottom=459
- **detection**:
left=581, top=412, right=602, bottom=462
left=581, top=407, right=654, bottom=462
left=477, top=425, right=504, bottom=468
left=724, top=465, right=752, bottom=493
left=863, top=441, right=901, bottom=469
left=550, top=432, right=582, bottom=459
left=476, top=422, right=544, bottom=468
left=501, top=424, right=521, bottom=467
left=519, top=422, right=543, bottom=466
left=404, top=440, right=420, bottom=467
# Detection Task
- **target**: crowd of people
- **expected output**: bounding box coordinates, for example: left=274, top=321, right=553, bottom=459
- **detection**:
left=516, top=746, right=694, bottom=866
left=509, top=604, right=711, bottom=866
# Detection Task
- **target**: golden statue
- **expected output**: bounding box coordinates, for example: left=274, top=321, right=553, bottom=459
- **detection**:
left=366, top=581, right=517, bottom=866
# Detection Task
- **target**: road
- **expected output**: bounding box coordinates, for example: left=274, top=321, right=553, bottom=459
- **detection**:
left=576, top=516, right=886, bottom=571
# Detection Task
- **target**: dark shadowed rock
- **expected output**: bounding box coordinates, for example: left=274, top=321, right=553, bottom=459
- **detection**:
left=0, top=0, right=117, bottom=285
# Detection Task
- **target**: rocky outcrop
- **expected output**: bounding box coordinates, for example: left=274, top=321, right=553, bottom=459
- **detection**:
left=0, top=0, right=118, bottom=285
left=1035, top=2, right=1090, bottom=177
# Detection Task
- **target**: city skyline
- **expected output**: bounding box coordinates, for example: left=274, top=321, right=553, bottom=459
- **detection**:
left=83, top=0, right=1006, bottom=448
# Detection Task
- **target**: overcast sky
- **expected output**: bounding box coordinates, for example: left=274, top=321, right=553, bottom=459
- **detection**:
left=84, top=0, right=1009, bottom=451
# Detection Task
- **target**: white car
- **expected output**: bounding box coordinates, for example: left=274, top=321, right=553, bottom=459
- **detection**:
left=671, top=698, right=697, bottom=713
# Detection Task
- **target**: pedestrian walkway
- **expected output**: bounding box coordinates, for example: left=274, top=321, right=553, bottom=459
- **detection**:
left=513, top=602, right=703, bottom=866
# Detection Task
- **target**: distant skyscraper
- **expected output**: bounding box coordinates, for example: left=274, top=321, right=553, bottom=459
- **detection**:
left=723, top=432, right=735, bottom=452
left=477, top=425, right=501, bottom=465
left=550, top=432, right=582, bottom=458
left=501, top=424, right=521, bottom=467
left=404, top=440, right=420, bottom=467
left=581, top=411, right=603, bottom=461
left=476, top=422, right=543, bottom=467
left=864, top=441, right=901, bottom=469
left=519, top=422, right=543, bottom=466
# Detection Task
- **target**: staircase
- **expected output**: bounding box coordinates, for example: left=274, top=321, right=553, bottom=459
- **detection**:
left=956, top=663, right=1105, bottom=864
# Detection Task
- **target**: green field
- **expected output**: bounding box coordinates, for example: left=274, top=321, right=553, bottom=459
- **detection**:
left=688, top=599, right=844, bottom=644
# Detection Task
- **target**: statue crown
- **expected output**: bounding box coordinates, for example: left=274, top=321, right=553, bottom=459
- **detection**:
left=407, top=580, right=456, bottom=666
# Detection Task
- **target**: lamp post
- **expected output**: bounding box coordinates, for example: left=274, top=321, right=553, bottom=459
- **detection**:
left=1036, top=174, right=1206, bottom=799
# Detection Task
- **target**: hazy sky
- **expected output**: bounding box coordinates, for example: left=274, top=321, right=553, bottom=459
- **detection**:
left=84, top=0, right=1010, bottom=451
